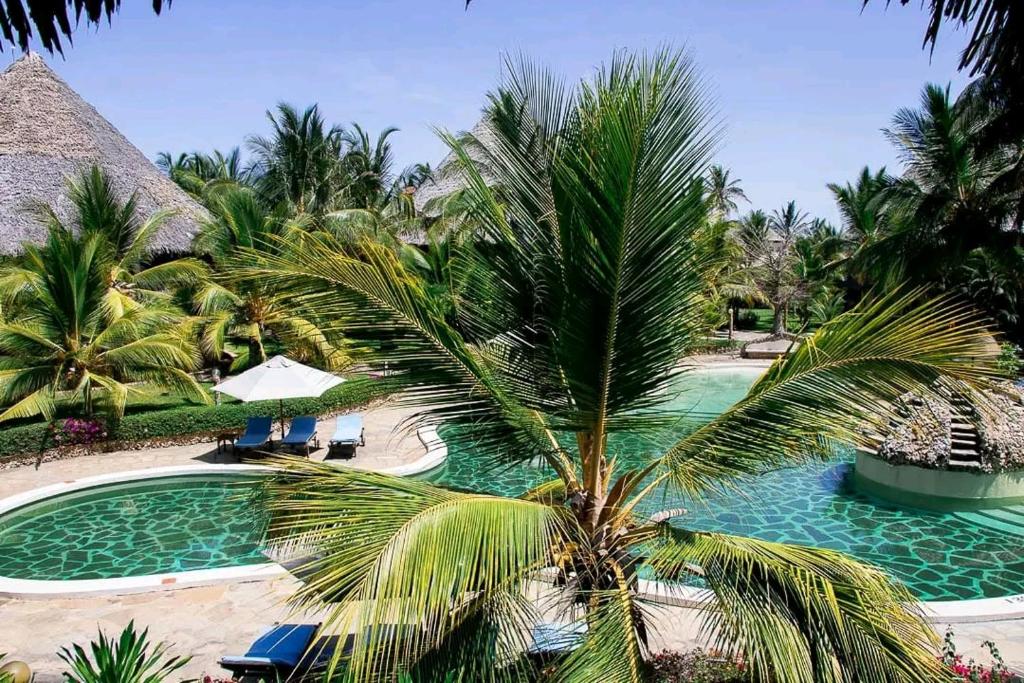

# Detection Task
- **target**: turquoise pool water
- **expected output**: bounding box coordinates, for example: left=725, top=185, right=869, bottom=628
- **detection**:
left=426, top=367, right=1024, bottom=602
left=0, top=476, right=267, bottom=581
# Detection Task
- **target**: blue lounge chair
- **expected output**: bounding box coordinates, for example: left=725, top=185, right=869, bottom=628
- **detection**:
left=219, top=623, right=321, bottom=680
left=234, top=416, right=273, bottom=452
left=281, top=416, right=319, bottom=456
left=328, top=414, right=365, bottom=459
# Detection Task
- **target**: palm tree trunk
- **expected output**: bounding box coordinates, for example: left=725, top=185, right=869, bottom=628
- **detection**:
left=248, top=334, right=267, bottom=368
left=772, top=305, right=786, bottom=336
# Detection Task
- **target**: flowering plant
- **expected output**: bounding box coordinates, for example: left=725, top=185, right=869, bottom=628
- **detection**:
left=942, top=626, right=1016, bottom=682
left=53, top=417, right=108, bottom=446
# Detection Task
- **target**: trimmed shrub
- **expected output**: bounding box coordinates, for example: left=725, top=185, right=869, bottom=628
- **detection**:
left=0, top=376, right=395, bottom=462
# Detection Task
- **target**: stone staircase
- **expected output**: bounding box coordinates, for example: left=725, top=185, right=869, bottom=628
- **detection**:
left=947, top=393, right=983, bottom=470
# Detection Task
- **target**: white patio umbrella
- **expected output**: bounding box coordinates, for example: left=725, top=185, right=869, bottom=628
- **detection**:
left=212, top=355, right=345, bottom=437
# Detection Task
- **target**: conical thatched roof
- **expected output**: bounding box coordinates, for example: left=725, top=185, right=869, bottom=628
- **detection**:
left=413, top=119, right=499, bottom=217
left=0, top=52, right=206, bottom=255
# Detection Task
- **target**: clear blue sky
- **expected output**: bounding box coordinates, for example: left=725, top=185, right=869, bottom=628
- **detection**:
left=5, top=1, right=972, bottom=224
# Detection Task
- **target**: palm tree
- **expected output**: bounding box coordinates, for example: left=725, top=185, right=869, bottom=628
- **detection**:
left=157, top=148, right=252, bottom=199
left=705, top=164, right=748, bottom=218
left=192, top=186, right=344, bottom=370
left=248, top=103, right=345, bottom=216
left=0, top=1, right=169, bottom=53
left=244, top=50, right=998, bottom=682
left=827, top=166, right=896, bottom=285
left=882, top=83, right=1021, bottom=285
left=47, top=167, right=208, bottom=318
left=732, top=203, right=809, bottom=335
left=0, top=223, right=207, bottom=422
left=340, top=123, right=401, bottom=209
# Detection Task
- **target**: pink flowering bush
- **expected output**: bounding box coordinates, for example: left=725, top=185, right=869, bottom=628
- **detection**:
left=52, top=417, right=107, bottom=446
left=942, top=627, right=1017, bottom=682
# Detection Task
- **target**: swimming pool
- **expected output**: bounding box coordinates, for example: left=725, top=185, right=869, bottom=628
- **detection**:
left=426, top=365, right=1024, bottom=602
left=0, top=475, right=268, bottom=581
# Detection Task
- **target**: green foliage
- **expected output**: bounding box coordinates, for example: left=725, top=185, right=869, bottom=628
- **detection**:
left=997, top=342, right=1023, bottom=378
left=58, top=621, right=189, bottom=683
left=647, top=649, right=749, bottom=682
left=0, top=376, right=389, bottom=461
left=247, top=48, right=1000, bottom=683
left=0, top=175, right=208, bottom=423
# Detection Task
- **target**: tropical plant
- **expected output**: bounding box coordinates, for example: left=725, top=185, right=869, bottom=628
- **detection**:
left=731, top=203, right=809, bottom=335
left=0, top=217, right=207, bottom=422
left=42, top=167, right=208, bottom=318
left=249, top=103, right=346, bottom=216
left=59, top=621, right=190, bottom=683
left=704, top=165, right=748, bottom=218
left=245, top=49, right=1000, bottom=682
left=340, top=123, right=401, bottom=210
left=193, top=186, right=344, bottom=370
left=157, top=148, right=251, bottom=199
left=0, top=1, right=169, bottom=53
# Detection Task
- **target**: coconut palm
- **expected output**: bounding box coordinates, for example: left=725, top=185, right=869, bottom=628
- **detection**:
left=827, top=166, right=897, bottom=285
left=340, top=124, right=401, bottom=210
left=248, top=103, right=346, bottom=216
left=705, top=164, right=748, bottom=218
left=43, top=167, right=208, bottom=318
left=192, top=186, right=344, bottom=370
left=882, top=83, right=1021, bottom=284
left=243, top=50, right=999, bottom=683
left=157, top=148, right=252, bottom=199
left=0, top=222, right=207, bottom=422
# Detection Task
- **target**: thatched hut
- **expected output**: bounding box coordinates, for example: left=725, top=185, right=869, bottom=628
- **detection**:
left=413, top=119, right=499, bottom=217
left=0, top=52, right=206, bottom=255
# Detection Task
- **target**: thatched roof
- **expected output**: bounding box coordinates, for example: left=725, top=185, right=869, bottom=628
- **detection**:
left=413, top=119, right=499, bottom=217
left=0, top=52, right=207, bottom=255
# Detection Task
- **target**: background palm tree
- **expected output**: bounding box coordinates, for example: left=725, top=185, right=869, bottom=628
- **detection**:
left=192, top=186, right=344, bottom=370
left=0, top=222, right=206, bottom=422
left=245, top=50, right=999, bottom=683
left=157, top=148, right=252, bottom=199
left=248, top=103, right=345, bottom=216
left=704, top=164, right=748, bottom=218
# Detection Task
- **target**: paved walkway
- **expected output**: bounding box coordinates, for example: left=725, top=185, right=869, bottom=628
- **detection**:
left=2, top=372, right=1023, bottom=679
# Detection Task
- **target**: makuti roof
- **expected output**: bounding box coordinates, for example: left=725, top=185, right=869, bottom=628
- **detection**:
left=0, top=52, right=207, bottom=255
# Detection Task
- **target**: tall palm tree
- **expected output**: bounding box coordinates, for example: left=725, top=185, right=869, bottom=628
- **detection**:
left=0, top=223, right=207, bottom=422
left=827, top=166, right=896, bottom=285
left=244, top=50, right=998, bottom=682
left=340, top=123, right=401, bottom=210
left=248, top=103, right=345, bottom=216
left=192, top=186, right=344, bottom=370
left=705, top=164, right=748, bottom=218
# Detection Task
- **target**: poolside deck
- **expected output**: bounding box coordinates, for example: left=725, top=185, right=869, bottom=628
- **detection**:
left=2, top=378, right=1023, bottom=680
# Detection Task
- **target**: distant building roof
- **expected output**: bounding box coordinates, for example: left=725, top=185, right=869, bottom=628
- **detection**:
left=413, top=119, right=499, bottom=217
left=0, top=52, right=207, bottom=255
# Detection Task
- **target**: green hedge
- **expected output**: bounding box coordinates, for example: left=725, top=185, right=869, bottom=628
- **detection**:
left=0, top=376, right=395, bottom=461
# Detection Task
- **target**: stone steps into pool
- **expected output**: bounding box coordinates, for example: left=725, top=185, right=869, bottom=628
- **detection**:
left=954, top=506, right=1024, bottom=538
left=947, top=392, right=982, bottom=469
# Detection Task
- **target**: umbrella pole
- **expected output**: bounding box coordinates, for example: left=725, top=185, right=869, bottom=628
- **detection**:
left=279, top=399, right=285, bottom=444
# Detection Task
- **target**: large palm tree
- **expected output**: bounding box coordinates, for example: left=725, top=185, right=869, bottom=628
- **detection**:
left=248, top=103, right=346, bottom=216
left=827, top=166, right=897, bottom=285
left=192, top=186, right=344, bottom=370
left=244, top=50, right=998, bottom=682
left=705, top=164, right=748, bottom=218
left=0, top=223, right=207, bottom=422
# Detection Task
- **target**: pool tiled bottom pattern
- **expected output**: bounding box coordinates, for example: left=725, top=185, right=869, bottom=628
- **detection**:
left=427, top=368, right=1024, bottom=602
left=0, top=477, right=267, bottom=581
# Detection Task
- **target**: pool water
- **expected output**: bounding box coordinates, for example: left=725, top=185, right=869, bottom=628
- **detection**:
left=0, top=476, right=268, bottom=581
left=426, top=366, right=1024, bottom=602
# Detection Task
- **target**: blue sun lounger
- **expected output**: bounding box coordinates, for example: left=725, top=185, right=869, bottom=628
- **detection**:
left=281, top=416, right=319, bottom=456
left=234, top=416, right=273, bottom=452
left=327, top=414, right=365, bottom=459
left=220, top=623, right=322, bottom=680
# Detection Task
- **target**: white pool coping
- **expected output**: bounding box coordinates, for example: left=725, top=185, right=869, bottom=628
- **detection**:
left=3, top=389, right=1024, bottom=622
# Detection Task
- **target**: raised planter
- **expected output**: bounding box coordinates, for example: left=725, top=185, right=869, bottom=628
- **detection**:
left=854, top=450, right=1024, bottom=511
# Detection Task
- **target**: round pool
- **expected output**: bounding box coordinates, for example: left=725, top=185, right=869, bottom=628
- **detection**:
left=426, top=365, right=1024, bottom=602
left=0, top=475, right=268, bottom=581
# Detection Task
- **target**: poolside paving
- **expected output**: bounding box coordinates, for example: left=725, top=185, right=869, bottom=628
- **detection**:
left=2, top=378, right=1024, bottom=680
